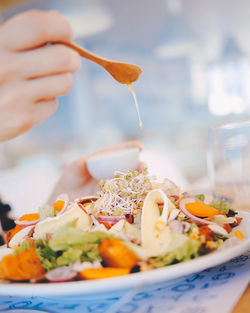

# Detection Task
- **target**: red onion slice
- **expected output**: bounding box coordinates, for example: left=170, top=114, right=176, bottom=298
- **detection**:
left=45, top=266, right=77, bottom=282
left=97, top=215, right=125, bottom=224
left=169, top=220, right=184, bottom=232
left=179, top=198, right=214, bottom=226
left=168, top=208, right=180, bottom=222
left=15, top=219, right=40, bottom=227
left=55, top=193, right=69, bottom=216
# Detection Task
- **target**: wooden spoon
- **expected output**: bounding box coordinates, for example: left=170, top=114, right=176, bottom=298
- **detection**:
left=66, top=42, right=142, bottom=84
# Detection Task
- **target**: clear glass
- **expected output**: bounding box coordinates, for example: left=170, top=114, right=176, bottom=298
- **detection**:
left=207, top=120, right=250, bottom=210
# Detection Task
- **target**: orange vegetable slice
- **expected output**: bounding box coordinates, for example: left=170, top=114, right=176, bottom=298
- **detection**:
left=18, top=213, right=40, bottom=222
left=0, top=254, right=24, bottom=281
left=0, top=246, right=44, bottom=281
left=185, top=201, right=220, bottom=218
left=80, top=267, right=130, bottom=280
left=17, top=247, right=44, bottom=279
left=98, top=238, right=140, bottom=269
left=53, top=200, right=65, bottom=212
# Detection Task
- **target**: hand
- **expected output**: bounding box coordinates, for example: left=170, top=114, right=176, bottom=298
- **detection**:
left=48, top=141, right=143, bottom=204
left=0, top=10, right=81, bottom=141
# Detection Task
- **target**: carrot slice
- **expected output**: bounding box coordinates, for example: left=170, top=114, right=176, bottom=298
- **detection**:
left=98, top=238, right=140, bottom=269
left=0, top=261, right=5, bottom=280
left=80, top=267, right=130, bottom=280
left=17, top=247, right=44, bottom=279
left=53, top=200, right=65, bottom=212
left=18, top=213, right=40, bottom=221
left=185, top=201, right=220, bottom=217
left=0, top=254, right=24, bottom=281
left=0, top=245, right=44, bottom=281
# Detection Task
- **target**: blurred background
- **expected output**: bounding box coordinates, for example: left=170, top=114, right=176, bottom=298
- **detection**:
left=1, top=0, right=250, bottom=213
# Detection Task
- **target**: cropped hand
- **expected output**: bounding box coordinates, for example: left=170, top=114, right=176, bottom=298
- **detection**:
left=0, top=10, right=81, bottom=141
left=48, top=141, right=143, bottom=203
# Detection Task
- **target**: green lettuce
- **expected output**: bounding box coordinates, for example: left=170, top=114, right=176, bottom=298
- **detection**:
left=14, top=240, right=31, bottom=256
left=149, top=237, right=201, bottom=268
left=209, top=199, right=235, bottom=215
left=56, top=243, right=101, bottom=267
left=49, top=220, right=112, bottom=251
left=35, top=239, right=57, bottom=271
left=34, top=221, right=113, bottom=270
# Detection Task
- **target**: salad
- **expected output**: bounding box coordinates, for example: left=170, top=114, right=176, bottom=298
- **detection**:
left=0, top=169, right=244, bottom=283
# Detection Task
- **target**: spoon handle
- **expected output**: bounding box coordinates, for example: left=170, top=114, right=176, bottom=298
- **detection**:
left=65, top=42, right=109, bottom=68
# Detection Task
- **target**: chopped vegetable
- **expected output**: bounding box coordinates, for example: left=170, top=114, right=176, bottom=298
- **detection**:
left=35, top=239, right=57, bottom=271
left=53, top=200, right=65, bottom=213
left=0, top=243, right=44, bottom=281
left=209, top=199, right=235, bottom=216
left=45, top=266, right=77, bottom=282
left=234, top=230, right=244, bottom=240
left=149, top=238, right=201, bottom=268
left=98, top=238, right=140, bottom=269
left=185, top=201, right=220, bottom=217
left=80, top=267, right=130, bottom=280
left=18, top=213, right=40, bottom=221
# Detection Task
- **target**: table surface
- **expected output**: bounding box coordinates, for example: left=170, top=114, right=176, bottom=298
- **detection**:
left=233, top=284, right=250, bottom=313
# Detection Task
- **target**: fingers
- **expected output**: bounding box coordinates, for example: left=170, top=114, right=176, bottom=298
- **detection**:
left=32, top=98, right=58, bottom=125
left=0, top=10, right=73, bottom=52
left=28, top=73, right=74, bottom=101
left=20, top=44, right=81, bottom=79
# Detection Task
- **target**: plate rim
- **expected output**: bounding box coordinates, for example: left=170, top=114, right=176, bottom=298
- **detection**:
left=1, top=211, right=250, bottom=297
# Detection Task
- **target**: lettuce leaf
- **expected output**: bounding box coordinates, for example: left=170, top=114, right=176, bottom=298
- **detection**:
left=56, top=244, right=101, bottom=266
left=14, top=240, right=31, bottom=256
left=35, top=239, right=57, bottom=271
left=149, top=237, right=201, bottom=268
left=209, top=199, right=236, bottom=215
left=48, top=220, right=112, bottom=251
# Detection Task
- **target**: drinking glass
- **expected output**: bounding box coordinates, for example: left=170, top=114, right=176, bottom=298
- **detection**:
left=207, top=120, right=250, bottom=210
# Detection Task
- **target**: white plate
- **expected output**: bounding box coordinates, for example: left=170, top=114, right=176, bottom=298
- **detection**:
left=0, top=211, right=249, bottom=297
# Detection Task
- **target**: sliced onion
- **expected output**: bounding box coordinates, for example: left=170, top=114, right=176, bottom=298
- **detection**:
left=183, top=222, right=191, bottom=232
left=15, top=219, right=40, bottom=227
left=55, top=193, right=69, bottom=216
left=9, top=226, right=35, bottom=248
left=97, top=215, right=125, bottom=224
left=163, top=178, right=179, bottom=196
left=45, top=266, right=77, bottom=282
left=168, top=208, right=180, bottom=222
left=169, top=220, right=184, bottom=232
left=182, top=192, right=191, bottom=198
left=208, top=224, right=228, bottom=236
left=179, top=198, right=214, bottom=226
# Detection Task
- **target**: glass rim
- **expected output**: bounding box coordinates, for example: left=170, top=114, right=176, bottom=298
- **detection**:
left=209, top=120, right=250, bottom=131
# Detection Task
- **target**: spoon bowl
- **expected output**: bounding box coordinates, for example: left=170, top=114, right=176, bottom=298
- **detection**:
left=65, top=42, right=142, bottom=84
